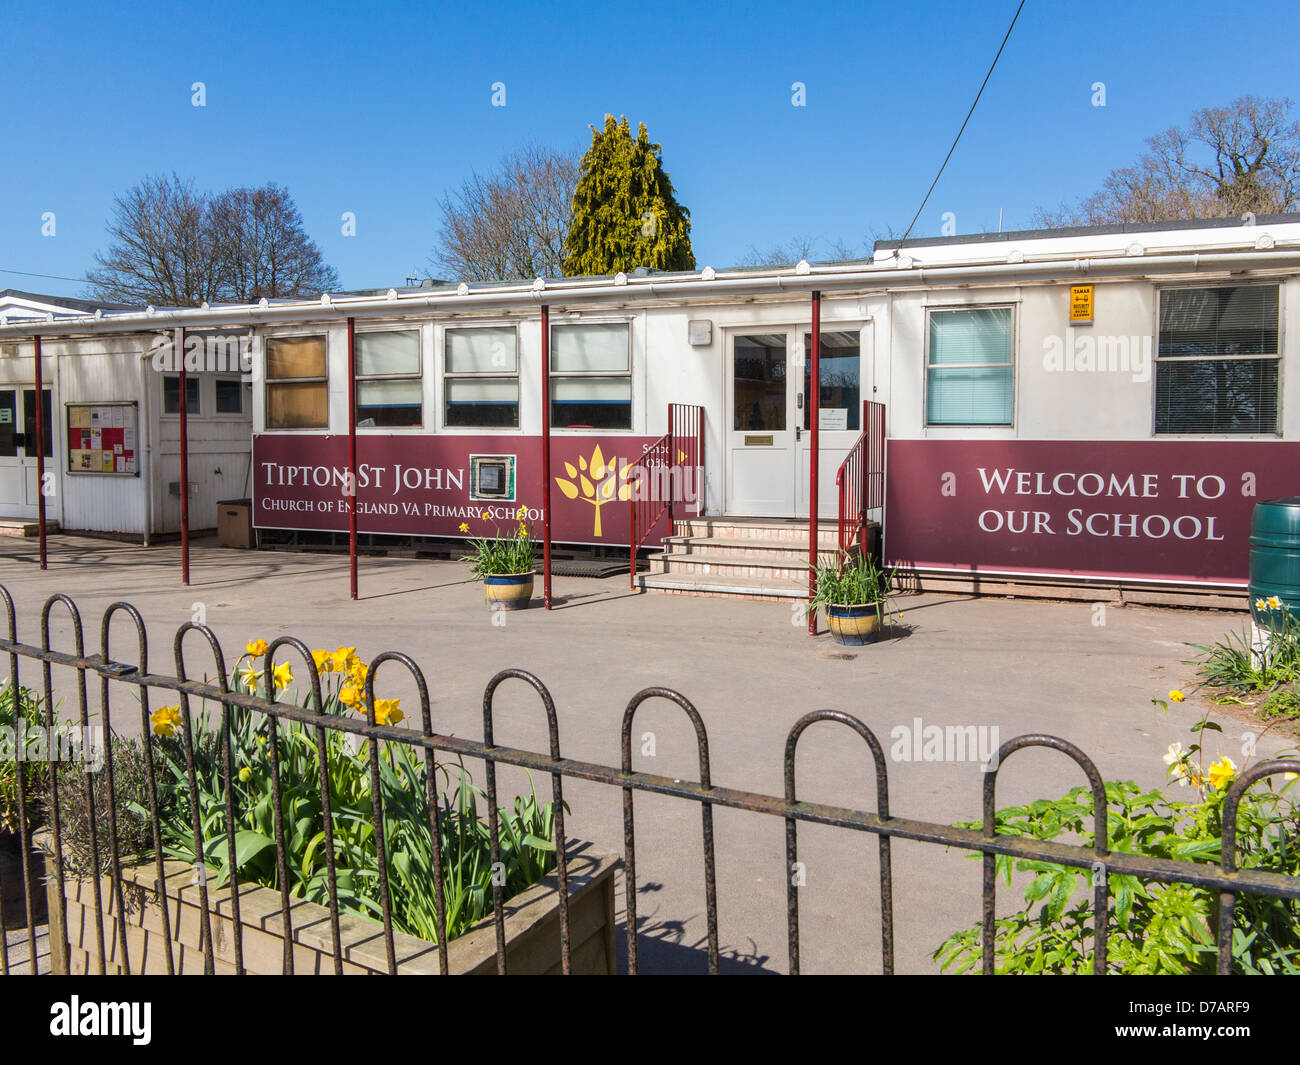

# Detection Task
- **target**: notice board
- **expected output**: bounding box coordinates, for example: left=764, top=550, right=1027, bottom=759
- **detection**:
left=66, top=402, right=139, bottom=475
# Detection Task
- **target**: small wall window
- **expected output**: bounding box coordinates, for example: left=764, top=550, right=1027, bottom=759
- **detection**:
left=925, top=307, right=1014, bottom=426
left=163, top=375, right=201, bottom=415
left=1155, top=284, right=1280, bottom=434
left=803, top=330, right=861, bottom=430
left=550, top=322, right=631, bottom=430
left=356, top=329, right=422, bottom=428
left=214, top=377, right=245, bottom=414
left=444, top=326, right=518, bottom=428
left=266, top=335, right=328, bottom=429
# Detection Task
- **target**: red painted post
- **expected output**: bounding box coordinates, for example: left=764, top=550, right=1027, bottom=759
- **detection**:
left=32, top=334, right=46, bottom=571
left=807, top=292, right=820, bottom=635
left=178, top=327, right=190, bottom=586
left=697, top=406, right=705, bottom=516
left=541, top=305, right=552, bottom=610
left=348, top=317, right=358, bottom=600
left=860, top=400, right=870, bottom=559
left=666, top=402, right=675, bottom=530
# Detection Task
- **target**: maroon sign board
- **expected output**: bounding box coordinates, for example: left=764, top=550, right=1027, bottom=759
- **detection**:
left=253, top=433, right=672, bottom=548
left=884, top=440, right=1300, bottom=585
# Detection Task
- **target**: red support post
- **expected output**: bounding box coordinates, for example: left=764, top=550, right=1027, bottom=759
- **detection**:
left=178, top=327, right=190, bottom=586
left=666, top=402, right=675, bottom=529
left=541, top=304, right=552, bottom=610
left=348, top=317, right=358, bottom=600
left=33, top=334, right=46, bottom=571
left=807, top=292, right=820, bottom=635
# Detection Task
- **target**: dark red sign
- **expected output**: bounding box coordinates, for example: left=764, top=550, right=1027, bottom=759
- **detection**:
left=884, top=440, right=1300, bottom=584
left=253, top=433, right=669, bottom=547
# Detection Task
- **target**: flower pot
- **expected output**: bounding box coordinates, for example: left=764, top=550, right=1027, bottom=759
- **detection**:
left=483, top=572, right=535, bottom=610
left=825, top=603, right=882, bottom=646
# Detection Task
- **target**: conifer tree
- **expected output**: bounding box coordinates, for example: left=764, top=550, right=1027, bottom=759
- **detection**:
left=563, top=115, right=695, bottom=276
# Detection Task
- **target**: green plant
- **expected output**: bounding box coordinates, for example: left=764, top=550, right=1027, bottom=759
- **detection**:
left=0, top=683, right=56, bottom=836
left=805, top=551, right=895, bottom=619
left=1262, top=686, right=1300, bottom=720
left=935, top=704, right=1300, bottom=975
left=462, top=510, right=536, bottom=577
left=1192, top=597, right=1300, bottom=694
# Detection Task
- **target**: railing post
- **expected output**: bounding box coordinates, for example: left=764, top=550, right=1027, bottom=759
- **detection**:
left=808, top=293, right=820, bottom=636
left=348, top=317, right=358, bottom=600
left=33, top=334, right=47, bottom=571
left=666, top=403, right=675, bottom=531
left=541, top=305, right=552, bottom=610
left=177, top=326, right=190, bottom=586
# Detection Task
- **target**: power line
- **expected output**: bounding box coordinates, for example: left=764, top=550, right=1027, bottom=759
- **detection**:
left=0, top=266, right=86, bottom=285
left=894, top=0, right=1026, bottom=252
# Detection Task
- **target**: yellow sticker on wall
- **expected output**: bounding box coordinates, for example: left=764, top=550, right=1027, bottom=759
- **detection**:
left=1069, top=284, right=1094, bottom=323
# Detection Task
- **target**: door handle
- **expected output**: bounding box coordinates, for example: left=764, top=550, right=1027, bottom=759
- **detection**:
left=795, top=427, right=802, bottom=442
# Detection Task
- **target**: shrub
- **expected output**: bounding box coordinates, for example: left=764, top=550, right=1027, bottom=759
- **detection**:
left=806, top=551, right=896, bottom=618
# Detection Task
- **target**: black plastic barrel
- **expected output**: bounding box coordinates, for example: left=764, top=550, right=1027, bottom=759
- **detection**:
left=1249, top=498, right=1300, bottom=628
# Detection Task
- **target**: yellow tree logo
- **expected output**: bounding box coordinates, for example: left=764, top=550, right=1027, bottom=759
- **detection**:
left=555, top=444, right=631, bottom=537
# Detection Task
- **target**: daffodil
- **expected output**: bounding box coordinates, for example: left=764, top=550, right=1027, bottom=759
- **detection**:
left=1255, top=598, right=1268, bottom=611
left=374, top=698, right=403, bottom=726
left=151, top=705, right=183, bottom=738
left=1268, top=595, right=1283, bottom=610
left=1168, top=689, right=1185, bottom=703
left=238, top=766, right=253, bottom=783
left=348, top=661, right=368, bottom=687
left=246, top=638, right=268, bottom=658
left=272, top=661, right=293, bottom=691
left=332, top=647, right=357, bottom=673
left=238, top=664, right=260, bottom=691
left=459, top=522, right=469, bottom=533
left=1208, top=756, right=1236, bottom=790
left=312, top=649, right=333, bottom=673
left=480, top=511, right=489, bottom=521
left=339, top=684, right=362, bottom=709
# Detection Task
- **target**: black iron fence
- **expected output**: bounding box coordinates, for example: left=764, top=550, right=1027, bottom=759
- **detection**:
left=1, top=586, right=1299, bottom=975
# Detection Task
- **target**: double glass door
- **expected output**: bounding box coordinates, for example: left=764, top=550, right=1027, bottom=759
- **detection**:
left=0, top=389, right=53, bottom=517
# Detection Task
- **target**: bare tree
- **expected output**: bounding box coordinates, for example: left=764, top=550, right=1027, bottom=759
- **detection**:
left=211, top=184, right=339, bottom=302
left=736, top=234, right=868, bottom=267
left=85, top=174, right=226, bottom=306
left=430, top=144, right=580, bottom=281
left=86, top=175, right=339, bottom=306
left=1034, top=95, right=1300, bottom=227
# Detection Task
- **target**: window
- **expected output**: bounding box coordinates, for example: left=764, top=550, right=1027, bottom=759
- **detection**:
left=265, top=335, right=327, bottom=429
left=215, top=378, right=244, bottom=415
left=444, top=326, right=518, bottom=427
left=163, top=375, right=201, bottom=415
left=803, top=330, right=861, bottom=430
left=1155, top=285, right=1280, bottom=434
left=550, top=322, right=631, bottom=430
left=356, top=329, right=421, bottom=428
left=926, top=307, right=1013, bottom=426
left=733, top=334, right=786, bottom=431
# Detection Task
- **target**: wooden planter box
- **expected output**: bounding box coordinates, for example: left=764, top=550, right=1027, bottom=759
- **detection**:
left=43, top=838, right=620, bottom=975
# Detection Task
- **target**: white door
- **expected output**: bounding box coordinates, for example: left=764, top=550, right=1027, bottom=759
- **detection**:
left=726, top=327, right=865, bottom=518
left=795, top=327, right=866, bottom=519
left=0, top=388, right=53, bottom=519
left=726, top=332, right=798, bottom=516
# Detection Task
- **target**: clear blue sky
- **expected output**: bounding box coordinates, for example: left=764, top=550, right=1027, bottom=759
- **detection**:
left=2, top=0, right=1296, bottom=298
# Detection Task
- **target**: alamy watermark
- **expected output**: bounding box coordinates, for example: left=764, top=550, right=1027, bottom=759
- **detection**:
left=148, top=331, right=253, bottom=382
left=890, top=717, right=1000, bottom=771
left=1042, top=333, right=1151, bottom=383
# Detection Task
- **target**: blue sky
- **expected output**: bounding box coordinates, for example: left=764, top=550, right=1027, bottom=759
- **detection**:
left=2, top=0, right=1297, bottom=298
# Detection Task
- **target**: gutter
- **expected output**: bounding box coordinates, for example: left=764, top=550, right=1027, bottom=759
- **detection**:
left=3, top=249, right=1299, bottom=339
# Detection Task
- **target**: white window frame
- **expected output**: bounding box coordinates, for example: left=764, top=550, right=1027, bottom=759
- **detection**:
left=264, top=331, right=329, bottom=431
left=549, top=319, right=634, bottom=432
left=441, top=323, right=521, bottom=431
left=354, top=325, right=424, bottom=431
left=923, top=302, right=1017, bottom=429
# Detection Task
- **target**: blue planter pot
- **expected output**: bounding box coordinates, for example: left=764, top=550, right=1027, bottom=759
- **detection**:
left=483, top=572, right=535, bottom=610
left=825, top=603, right=882, bottom=645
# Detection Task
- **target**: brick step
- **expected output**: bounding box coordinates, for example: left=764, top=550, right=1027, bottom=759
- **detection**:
left=672, top=518, right=842, bottom=548
left=636, top=570, right=809, bottom=601
left=0, top=519, right=58, bottom=538
left=662, top=535, right=842, bottom=562
left=650, top=550, right=831, bottom=582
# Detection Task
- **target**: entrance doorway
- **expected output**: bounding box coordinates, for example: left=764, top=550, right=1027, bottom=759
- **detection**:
left=0, top=388, right=53, bottom=518
left=725, top=327, right=864, bottom=517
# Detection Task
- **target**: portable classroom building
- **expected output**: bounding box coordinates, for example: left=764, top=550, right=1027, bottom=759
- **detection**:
left=3, top=215, right=1299, bottom=607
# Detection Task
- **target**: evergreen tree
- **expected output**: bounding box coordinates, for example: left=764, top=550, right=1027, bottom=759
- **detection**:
left=563, top=115, right=695, bottom=276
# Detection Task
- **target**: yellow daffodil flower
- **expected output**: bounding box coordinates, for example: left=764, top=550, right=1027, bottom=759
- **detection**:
left=459, top=522, right=469, bottom=533
left=151, top=705, right=183, bottom=738
left=339, top=684, right=362, bottom=709
left=1208, top=756, right=1236, bottom=790
left=1168, top=689, right=1185, bottom=703
left=246, top=638, right=268, bottom=658
left=238, top=766, right=253, bottom=783
left=238, top=664, right=259, bottom=691
left=349, top=661, right=368, bottom=687
left=272, top=661, right=293, bottom=691
left=1268, top=595, right=1283, bottom=610
left=332, top=647, right=357, bottom=673
left=312, top=649, right=333, bottom=673
left=1255, top=598, right=1268, bottom=611
left=374, top=698, right=403, bottom=726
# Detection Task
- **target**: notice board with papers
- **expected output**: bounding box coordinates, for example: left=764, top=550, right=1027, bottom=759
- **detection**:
left=65, top=402, right=139, bottom=475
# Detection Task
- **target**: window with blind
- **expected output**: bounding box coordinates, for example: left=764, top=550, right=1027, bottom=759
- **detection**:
left=266, top=335, right=328, bottom=429
left=356, top=329, right=422, bottom=428
left=550, top=322, right=631, bottom=429
left=926, top=307, right=1014, bottom=426
left=444, top=326, right=518, bottom=427
left=1155, top=285, right=1280, bottom=434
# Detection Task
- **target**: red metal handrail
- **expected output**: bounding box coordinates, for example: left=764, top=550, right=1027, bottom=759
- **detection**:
left=629, top=403, right=705, bottom=588
left=835, top=401, right=886, bottom=555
